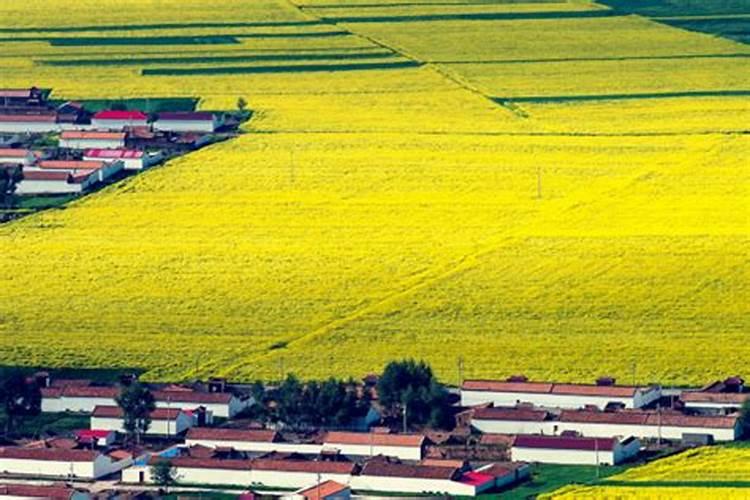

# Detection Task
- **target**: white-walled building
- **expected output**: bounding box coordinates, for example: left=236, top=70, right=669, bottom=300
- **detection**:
left=75, top=429, right=116, bottom=448
left=83, top=149, right=161, bottom=171
left=153, top=390, right=250, bottom=419
left=351, top=459, right=490, bottom=496
left=41, top=385, right=119, bottom=413
left=510, top=435, right=640, bottom=466
left=0, top=148, right=35, bottom=165
left=32, top=159, right=122, bottom=183
left=0, top=114, right=59, bottom=133
left=15, top=170, right=98, bottom=195
left=59, top=131, right=126, bottom=150
left=286, top=480, right=351, bottom=500
left=154, top=112, right=218, bottom=133
left=0, top=482, right=87, bottom=498
left=91, top=406, right=193, bottom=436
left=461, top=378, right=661, bottom=410
left=682, top=392, right=750, bottom=415
left=323, top=432, right=426, bottom=461
left=471, top=407, right=551, bottom=435
left=0, top=447, right=133, bottom=480
left=91, top=110, right=148, bottom=130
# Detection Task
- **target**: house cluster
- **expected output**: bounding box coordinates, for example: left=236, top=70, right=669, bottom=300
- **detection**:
left=459, top=375, right=748, bottom=466
left=0, top=87, right=225, bottom=197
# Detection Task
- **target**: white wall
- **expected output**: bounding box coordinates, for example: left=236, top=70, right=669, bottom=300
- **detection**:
left=323, top=443, right=422, bottom=461
left=251, top=470, right=352, bottom=490
left=93, top=454, right=133, bottom=478
left=461, top=390, right=656, bottom=410
left=91, top=118, right=148, bottom=130
left=15, top=179, right=84, bottom=195
left=154, top=398, right=243, bottom=418
left=511, top=446, right=616, bottom=466
left=185, top=438, right=322, bottom=455
left=59, top=138, right=125, bottom=150
left=471, top=419, right=548, bottom=435
left=55, top=396, right=118, bottom=413
left=0, top=458, right=95, bottom=479
left=0, top=122, right=59, bottom=133
left=350, top=476, right=474, bottom=496
left=154, top=119, right=216, bottom=133
left=91, top=414, right=192, bottom=436
left=554, top=421, right=738, bottom=442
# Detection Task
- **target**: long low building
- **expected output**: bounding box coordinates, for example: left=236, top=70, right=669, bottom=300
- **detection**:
left=0, top=483, right=87, bottom=499
left=0, top=446, right=133, bottom=480
left=511, top=435, right=640, bottom=466
left=153, top=112, right=219, bottom=133
left=91, top=406, right=194, bottom=436
left=84, top=148, right=162, bottom=171
left=41, top=385, right=119, bottom=412
left=470, top=406, right=741, bottom=441
left=15, top=170, right=98, bottom=195
left=59, top=131, right=126, bottom=150
left=682, top=392, right=750, bottom=415
left=462, top=378, right=661, bottom=410
left=152, top=389, right=251, bottom=419
left=185, top=428, right=426, bottom=461
left=32, top=159, right=122, bottom=183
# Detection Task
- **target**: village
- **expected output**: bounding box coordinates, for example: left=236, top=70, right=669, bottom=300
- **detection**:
left=0, top=87, right=244, bottom=222
left=0, top=361, right=747, bottom=500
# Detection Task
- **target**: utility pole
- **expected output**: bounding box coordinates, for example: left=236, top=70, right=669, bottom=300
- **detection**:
left=457, top=356, right=464, bottom=386
left=657, top=404, right=662, bottom=446
left=595, top=438, right=600, bottom=479
left=402, top=403, right=408, bottom=434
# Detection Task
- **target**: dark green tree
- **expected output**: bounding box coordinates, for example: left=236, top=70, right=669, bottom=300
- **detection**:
left=0, top=369, right=41, bottom=435
left=0, top=166, right=23, bottom=209
left=237, top=97, right=248, bottom=113
left=150, top=458, right=177, bottom=493
left=116, top=382, right=155, bottom=446
left=377, top=360, right=450, bottom=430
left=740, top=399, right=750, bottom=439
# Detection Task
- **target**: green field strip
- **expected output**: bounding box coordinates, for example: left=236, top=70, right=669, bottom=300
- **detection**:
left=496, top=89, right=750, bottom=103
left=434, top=52, right=750, bottom=64
left=315, top=9, right=619, bottom=23
left=0, top=21, right=322, bottom=34
left=141, top=60, right=422, bottom=75
left=39, top=50, right=396, bottom=67
left=302, top=0, right=561, bottom=8
left=598, top=0, right=750, bottom=17
left=600, top=480, right=750, bottom=488
left=47, top=97, right=199, bottom=113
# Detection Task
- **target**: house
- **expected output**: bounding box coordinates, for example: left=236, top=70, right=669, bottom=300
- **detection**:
left=249, top=459, right=357, bottom=490
left=0, top=88, right=47, bottom=108
left=0, top=148, right=35, bottom=165
left=56, top=101, right=87, bottom=124
left=470, top=407, right=551, bottom=435
left=59, top=131, right=126, bottom=150
left=15, top=170, right=98, bottom=195
left=0, top=113, right=59, bottom=133
left=322, top=431, right=426, bottom=461
left=75, top=429, right=117, bottom=447
left=184, top=427, right=303, bottom=453
left=41, top=384, right=119, bottom=413
left=351, top=458, right=480, bottom=496
left=84, top=148, right=162, bottom=171
left=91, top=406, right=194, bottom=436
left=154, top=112, right=218, bottom=133
left=510, top=435, right=640, bottom=466
left=0, top=446, right=133, bottom=479
left=474, top=462, right=531, bottom=489
left=682, top=377, right=749, bottom=415
left=286, top=480, right=351, bottom=500
left=34, top=159, right=122, bottom=183
left=153, top=389, right=250, bottom=418
left=461, top=377, right=661, bottom=410
left=0, top=483, right=88, bottom=499
left=91, top=110, right=148, bottom=130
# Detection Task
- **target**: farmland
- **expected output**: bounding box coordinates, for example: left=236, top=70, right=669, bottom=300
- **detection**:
left=0, top=0, right=748, bottom=383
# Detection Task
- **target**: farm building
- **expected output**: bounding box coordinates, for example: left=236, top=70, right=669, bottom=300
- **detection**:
left=510, top=435, right=640, bottom=466
left=154, top=112, right=219, bottom=133
left=681, top=377, right=749, bottom=414
left=0, top=446, right=133, bottom=480
left=185, top=428, right=296, bottom=453
left=0, top=148, right=36, bottom=165
left=91, top=110, right=148, bottom=130
left=474, top=462, right=531, bottom=490
left=0, top=88, right=47, bottom=109
left=41, top=384, right=119, bottom=412
left=286, top=480, right=351, bottom=500
left=0, top=113, right=59, bottom=133
left=0, top=483, right=87, bottom=499
left=153, top=389, right=250, bottom=418
left=470, top=407, right=552, bottom=435
left=15, top=170, right=98, bottom=195
left=59, top=131, right=126, bottom=150
left=33, top=159, right=122, bottom=183
left=74, top=429, right=116, bottom=448
left=323, top=431, right=426, bottom=461
left=84, top=148, right=162, bottom=170
left=91, top=406, right=194, bottom=436
left=461, top=377, right=661, bottom=410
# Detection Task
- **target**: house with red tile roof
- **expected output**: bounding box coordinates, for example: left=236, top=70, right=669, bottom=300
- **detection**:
left=153, top=388, right=251, bottom=418
left=84, top=148, right=162, bottom=170
left=74, top=429, right=116, bottom=447
left=510, top=434, right=640, bottom=465
left=0, top=482, right=84, bottom=499
left=59, top=130, right=126, bottom=150
left=323, top=431, right=426, bottom=461
left=15, top=169, right=100, bottom=195
left=41, top=383, right=119, bottom=412
left=91, top=405, right=194, bottom=436
left=0, top=148, right=36, bottom=165
left=0, top=445, right=133, bottom=479
left=0, top=113, right=59, bottom=133
left=681, top=376, right=749, bottom=415
left=29, top=159, right=123, bottom=183
left=461, top=377, right=661, bottom=410
left=287, top=480, right=351, bottom=500
left=91, top=110, right=148, bottom=130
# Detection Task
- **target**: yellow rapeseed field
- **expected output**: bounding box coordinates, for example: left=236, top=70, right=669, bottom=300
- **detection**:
left=0, top=0, right=747, bottom=383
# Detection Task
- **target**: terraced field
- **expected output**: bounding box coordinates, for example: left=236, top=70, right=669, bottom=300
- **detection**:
left=0, top=0, right=747, bottom=383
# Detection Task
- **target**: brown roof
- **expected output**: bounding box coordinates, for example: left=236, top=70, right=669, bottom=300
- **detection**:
left=0, top=114, right=56, bottom=123
left=0, top=447, right=98, bottom=462
left=420, top=458, right=467, bottom=468
left=186, top=427, right=278, bottom=443
left=0, top=148, right=30, bottom=157
left=324, top=431, right=424, bottom=447
left=478, top=462, right=528, bottom=478
left=150, top=456, right=251, bottom=470
left=21, top=170, right=71, bottom=182
left=250, top=459, right=357, bottom=474
left=0, top=483, right=74, bottom=499
left=41, top=387, right=64, bottom=398
left=0, top=89, right=34, bottom=98
left=297, top=480, right=349, bottom=499
left=153, top=390, right=233, bottom=404
left=560, top=410, right=738, bottom=429
left=479, top=433, right=515, bottom=446
left=513, top=435, right=617, bottom=451
left=472, top=407, right=549, bottom=422
left=50, top=378, right=92, bottom=388
left=682, top=392, right=750, bottom=404
left=361, top=460, right=458, bottom=480
left=38, top=160, right=104, bottom=170
left=462, top=379, right=644, bottom=398
left=62, top=385, right=119, bottom=398
left=60, top=131, right=125, bottom=140
left=92, top=405, right=184, bottom=420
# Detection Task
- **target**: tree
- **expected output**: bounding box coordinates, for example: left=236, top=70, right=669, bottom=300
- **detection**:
left=740, top=399, right=750, bottom=439
left=0, top=369, right=41, bottom=436
left=150, top=458, right=177, bottom=493
left=116, top=382, right=155, bottom=447
left=377, top=360, right=450, bottom=430
left=237, top=97, right=248, bottom=113
left=0, top=166, right=23, bottom=209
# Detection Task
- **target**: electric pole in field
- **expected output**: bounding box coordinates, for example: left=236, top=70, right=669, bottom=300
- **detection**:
left=457, top=356, right=464, bottom=386
left=402, top=402, right=408, bottom=434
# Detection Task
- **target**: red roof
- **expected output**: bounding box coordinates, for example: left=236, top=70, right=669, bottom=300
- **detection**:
left=153, top=390, right=233, bottom=404
left=150, top=455, right=252, bottom=470
left=75, top=429, right=113, bottom=440
left=463, top=379, right=645, bottom=398
left=186, top=427, right=278, bottom=443
left=93, top=110, right=148, bottom=121
left=38, top=160, right=104, bottom=170
left=361, top=460, right=457, bottom=480
left=560, top=409, right=738, bottom=429
left=513, top=434, right=617, bottom=451
left=22, top=171, right=70, bottom=182
left=0, top=114, right=56, bottom=123
left=459, top=471, right=495, bottom=487
left=0, top=483, right=75, bottom=499
left=472, top=407, right=550, bottom=422
left=297, top=480, right=349, bottom=499
left=324, top=431, right=425, bottom=447
left=682, top=392, right=750, bottom=404
left=0, top=447, right=98, bottom=462
left=84, top=148, right=143, bottom=159
left=251, top=459, right=357, bottom=474
left=0, top=148, right=30, bottom=157
left=60, top=130, right=126, bottom=140
left=61, top=385, right=119, bottom=398
left=0, top=89, right=34, bottom=98
left=92, top=405, right=183, bottom=420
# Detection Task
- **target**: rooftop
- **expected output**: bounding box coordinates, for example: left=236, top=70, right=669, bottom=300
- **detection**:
left=60, top=131, right=126, bottom=140
left=462, top=379, right=650, bottom=398
left=513, top=434, right=618, bottom=451
left=186, top=427, right=279, bottom=443
left=84, top=148, right=144, bottom=159
left=153, top=389, right=233, bottom=404
left=0, top=446, right=98, bottom=462
left=158, top=111, right=214, bottom=121
left=324, top=431, right=425, bottom=447
left=92, top=405, right=184, bottom=420
left=93, top=110, right=148, bottom=121
left=472, top=407, right=550, bottom=422
left=360, top=459, right=458, bottom=480
left=559, top=409, right=739, bottom=429
left=0, top=114, right=56, bottom=123
left=38, top=160, right=105, bottom=170
left=296, top=480, right=349, bottom=499
left=0, top=483, right=75, bottom=499
left=0, top=148, right=30, bottom=157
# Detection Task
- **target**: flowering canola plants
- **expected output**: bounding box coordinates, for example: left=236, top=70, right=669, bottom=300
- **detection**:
left=0, top=0, right=747, bottom=383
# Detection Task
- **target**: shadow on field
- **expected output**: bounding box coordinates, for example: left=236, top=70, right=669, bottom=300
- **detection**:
left=316, top=9, right=620, bottom=24
left=142, top=60, right=422, bottom=76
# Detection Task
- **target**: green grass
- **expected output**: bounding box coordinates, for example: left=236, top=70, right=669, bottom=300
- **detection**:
left=48, top=35, right=241, bottom=46
left=142, top=60, right=420, bottom=76
left=316, top=9, right=619, bottom=23
left=0, top=411, right=90, bottom=439
left=49, top=97, right=198, bottom=113
left=0, top=365, right=143, bottom=383
left=15, top=194, right=77, bottom=210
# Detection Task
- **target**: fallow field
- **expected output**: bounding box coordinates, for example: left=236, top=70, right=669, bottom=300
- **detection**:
left=0, top=0, right=747, bottom=383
